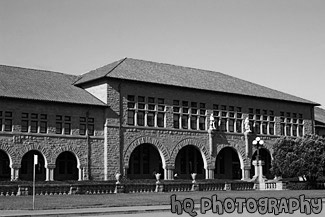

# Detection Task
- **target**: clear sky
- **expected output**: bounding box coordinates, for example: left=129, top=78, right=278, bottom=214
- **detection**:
left=1, top=0, right=324, bottom=108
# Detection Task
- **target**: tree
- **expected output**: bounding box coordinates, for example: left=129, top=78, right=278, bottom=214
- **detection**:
left=271, top=135, right=325, bottom=182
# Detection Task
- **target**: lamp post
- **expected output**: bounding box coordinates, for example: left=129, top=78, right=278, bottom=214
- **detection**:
left=252, top=137, right=266, bottom=185
left=252, top=137, right=264, bottom=162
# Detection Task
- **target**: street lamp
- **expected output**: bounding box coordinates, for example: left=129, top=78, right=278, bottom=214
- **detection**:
left=252, top=137, right=266, bottom=186
left=252, top=137, right=264, bottom=162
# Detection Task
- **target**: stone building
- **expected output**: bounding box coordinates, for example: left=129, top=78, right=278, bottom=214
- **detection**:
left=315, top=107, right=325, bottom=137
left=0, top=58, right=320, bottom=181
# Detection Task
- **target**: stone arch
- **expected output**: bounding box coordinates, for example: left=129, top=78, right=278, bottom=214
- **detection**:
left=0, top=144, right=14, bottom=167
left=170, top=138, right=211, bottom=169
left=18, top=144, right=49, bottom=167
left=52, top=146, right=84, bottom=168
left=215, top=144, right=248, bottom=169
left=124, top=136, right=169, bottom=168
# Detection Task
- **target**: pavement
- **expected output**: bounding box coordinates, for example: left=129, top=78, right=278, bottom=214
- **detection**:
left=0, top=205, right=173, bottom=217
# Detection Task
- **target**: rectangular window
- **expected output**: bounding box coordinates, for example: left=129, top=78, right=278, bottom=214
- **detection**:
left=147, top=112, right=155, bottom=127
left=88, top=124, right=94, bottom=136
left=292, top=125, right=297, bottom=136
left=64, top=123, right=71, bottom=135
left=21, top=119, right=29, bottom=132
left=0, top=119, right=2, bottom=131
left=262, top=122, right=267, bottom=134
left=199, top=116, right=206, bottom=130
left=127, top=110, right=135, bottom=125
left=190, top=116, right=197, bottom=130
left=220, top=118, right=227, bottom=131
left=79, top=124, right=86, bottom=135
left=280, top=123, right=285, bottom=135
left=286, top=124, right=291, bottom=136
left=4, top=119, right=12, bottom=132
left=299, top=125, right=303, bottom=137
left=255, top=121, right=261, bottom=134
left=236, top=120, right=242, bottom=133
left=138, top=96, right=145, bottom=102
left=173, top=114, right=180, bottom=129
left=40, top=114, right=47, bottom=133
left=269, top=122, right=275, bottom=135
left=181, top=115, right=188, bottom=129
left=127, top=95, right=135, bottom=101
left=137, top=111, right=145, bottom=126
left=56, top=122, right=62, bottom=134
left=157, top=113, right=164, bottom=127
left=228, top=119, right=234, bottom=132
left=31, top=120, right=38, bottom=133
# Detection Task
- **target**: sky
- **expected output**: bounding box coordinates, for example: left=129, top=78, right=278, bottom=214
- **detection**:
left=0, top=0, right=324, bottom=108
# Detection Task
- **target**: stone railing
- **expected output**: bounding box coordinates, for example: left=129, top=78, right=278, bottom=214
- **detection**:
left=124, top=183, right=156, bottom=193
left=163, top=183, right=193, bottom=192
left=5, top=179, right=320, bottom=196
left=199, top=182, right=225, bottom=191
left=231, top=182, right=255, bottom=191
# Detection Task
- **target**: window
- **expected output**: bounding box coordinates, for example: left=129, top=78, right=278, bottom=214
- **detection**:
left=213, top=105, right=242, bottom=133
left=21, top=113, right=29, bottom=132
left=127, top=95, right=165, bottom=128
left=280, top=111, right=303, bottom=137
left=249, top=108, right=274, bottom=135
left=4, top=111, right=12, bottom=132
left=173, top=114, right=180, bottom=128
left=173, top=99, right=206, bottom=130
left=56, top=115, right=71, bottom=135
left=56, top=115, right=63, bottom=134
left=40, top=114, right=47, bottom=133
left=79, top=116, right=95, bottom=136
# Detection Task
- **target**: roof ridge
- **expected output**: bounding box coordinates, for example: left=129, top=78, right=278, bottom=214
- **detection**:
left=0, top=64, right=77, bottom=78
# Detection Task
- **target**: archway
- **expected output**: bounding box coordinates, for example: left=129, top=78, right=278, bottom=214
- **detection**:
left=251, top=148, right=273, bottom=179
left=54, top=151, right=78, bottom=181
left=215, top=147, right=242, bottom=180
left=20, top=150, right=46, bottom=181
left=0, top=150, right=10, bottom=180
left=127, top=143, right=163, bottom=179
left=175, top=145, right=204, bottom=179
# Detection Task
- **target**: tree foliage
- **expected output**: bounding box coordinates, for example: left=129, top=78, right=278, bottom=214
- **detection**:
left=271, top=134, right=325, bottom=181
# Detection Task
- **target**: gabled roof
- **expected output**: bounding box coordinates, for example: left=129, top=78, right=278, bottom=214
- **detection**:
left=0, top=65, right=106, bottom=106
left=315, top=107, right=325, bottom=124
left=75, top=58, right=318, bottom=105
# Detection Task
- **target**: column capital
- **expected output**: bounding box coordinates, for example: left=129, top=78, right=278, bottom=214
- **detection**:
left=11, top=164, right=21, bottom=169
left=46, top=164, right=56, bottom=169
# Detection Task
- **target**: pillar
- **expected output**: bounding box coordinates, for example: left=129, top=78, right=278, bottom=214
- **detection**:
left=78, top=166, right=84, bottom=181
left=10, top=164, right=21, bottom=181
left=205, top=165, right=215, bottom=179
left=164, top=165, right=174, bottom=180
left=241, top=165, right=251, bottom=181
left=46, top=164, right=55, bottom=181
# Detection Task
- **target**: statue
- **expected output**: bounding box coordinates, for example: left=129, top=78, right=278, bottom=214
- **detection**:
left=209, top=113, right=216, bottom=130
left=244, top=117, right=251, bottom=132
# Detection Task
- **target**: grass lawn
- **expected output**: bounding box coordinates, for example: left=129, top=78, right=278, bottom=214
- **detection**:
left=0, top=190, right=324, bottom=210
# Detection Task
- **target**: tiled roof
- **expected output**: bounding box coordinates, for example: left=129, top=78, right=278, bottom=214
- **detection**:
left=315, top=107, right=325, bottom=124
left=0, top=65, right=106, bottom=106
left=75, top=58, right=318, bottom=105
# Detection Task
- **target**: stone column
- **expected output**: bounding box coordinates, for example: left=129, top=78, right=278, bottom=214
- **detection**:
left=123, top=167, right=128, bottom=179
left=205, top=165, right=215, bottom=179
left=11, top=164, right=21, bottom=181
left=241, top=165, right=251, bottom=181
left=164, top=165, right=174, bottom=180
left=46, top=164, right=56, bottom=181
left=78, top=166, right=84, bottom=181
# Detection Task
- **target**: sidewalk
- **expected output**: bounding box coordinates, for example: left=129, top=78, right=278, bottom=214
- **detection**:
left=0, top=205, right=173, bottom=217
